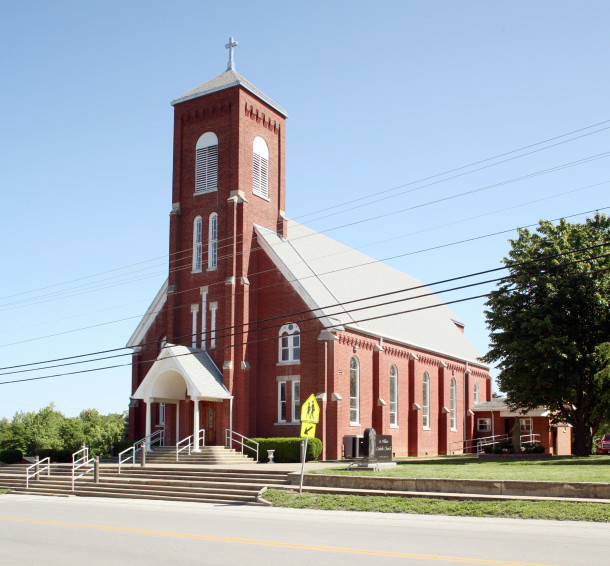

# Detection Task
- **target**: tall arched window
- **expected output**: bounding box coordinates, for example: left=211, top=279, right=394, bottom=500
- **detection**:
left=350, top=356, right=360, bottom=424
left=192, top=216, right=203, bottom=272
left=450, top=378, right=457, bottom=430
left=208, top=213, right=218, bottom=269
left=389, top=365, right=398, bottom=426
left=473, top=383, right=479, bottom=405
left=422, top=372, right=430, bottom=428
left=252, top=136, right=269, bottom=199
left=278, top=323, right=300, bottom=362
left=195, top=132, right=218, bottom=193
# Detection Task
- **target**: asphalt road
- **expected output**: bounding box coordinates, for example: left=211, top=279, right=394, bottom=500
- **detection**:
left=0, top=494, right=608, bottom=565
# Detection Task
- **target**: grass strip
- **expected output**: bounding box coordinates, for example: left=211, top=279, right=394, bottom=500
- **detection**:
left=264, top=489, right=610, bottom=522
left=311, top=456, right=610, bottom=483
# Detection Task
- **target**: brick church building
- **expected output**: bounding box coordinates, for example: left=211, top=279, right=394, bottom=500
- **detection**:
left=126, top=41, right=492, bottom=459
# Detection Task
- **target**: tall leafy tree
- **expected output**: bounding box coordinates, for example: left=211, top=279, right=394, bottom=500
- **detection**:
left=484, top=214, right=610, bottom=456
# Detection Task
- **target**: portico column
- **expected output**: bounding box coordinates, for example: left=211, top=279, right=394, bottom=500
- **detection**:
left=175, top=402, right=180, bottom=445
left=145, top=399, right=151, bottom=452
left=193, top=398, right=201, bottom=452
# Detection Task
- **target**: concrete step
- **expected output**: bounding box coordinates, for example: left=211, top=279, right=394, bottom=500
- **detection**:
left=0, top=462, right=290, bottom=505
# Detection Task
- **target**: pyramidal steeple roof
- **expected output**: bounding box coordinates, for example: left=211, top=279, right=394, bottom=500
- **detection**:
left=171, top=69, right=288, bottom=117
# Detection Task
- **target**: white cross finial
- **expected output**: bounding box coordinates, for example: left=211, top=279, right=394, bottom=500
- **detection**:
left=225, top=37, right=238, bottom=71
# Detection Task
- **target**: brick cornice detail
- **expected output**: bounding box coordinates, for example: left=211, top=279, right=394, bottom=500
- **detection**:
left=244, top=103, right=281, bottom=134
left=338, top=334, right=376, bottom=351
left=182, top=103, right=232, bottom=123
left=383, top=346, right=409, bottom=359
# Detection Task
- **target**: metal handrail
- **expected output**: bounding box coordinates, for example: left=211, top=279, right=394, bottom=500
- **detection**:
left=520, top=433, right=541, bottom=445
left=225, top=429, right=259, bottom=462
left=72, top=446, right=95, bottom=491
left=449, top=434, right=510, bottom=455
left=118, top=430, right=165, bottom=473
left=176, top=430, right=205, bottom=462
left=26, top=457, right=51, bottom=489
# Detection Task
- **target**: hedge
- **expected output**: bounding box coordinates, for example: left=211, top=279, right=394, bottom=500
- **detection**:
left=246, top=437, right=322, bottom=463
left=0, top=449, right=23, bottom=464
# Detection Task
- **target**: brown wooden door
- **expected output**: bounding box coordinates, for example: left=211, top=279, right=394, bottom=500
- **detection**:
left=201, top=405, right=216, bottom=445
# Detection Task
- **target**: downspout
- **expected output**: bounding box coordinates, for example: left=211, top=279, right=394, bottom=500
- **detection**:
left=229, top=396, right=234, bottom=447
left=463, top=361, right=469, bottom=447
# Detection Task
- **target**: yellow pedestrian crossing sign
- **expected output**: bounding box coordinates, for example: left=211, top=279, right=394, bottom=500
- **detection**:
left=300, top=394, right=320, bottom=424
left=300, top=422, right=316, bottom=439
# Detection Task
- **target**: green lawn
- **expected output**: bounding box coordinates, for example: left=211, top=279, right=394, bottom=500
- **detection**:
left=312, top=455, right=610, bottom=483
left=263, top=489, right=610, bottom=522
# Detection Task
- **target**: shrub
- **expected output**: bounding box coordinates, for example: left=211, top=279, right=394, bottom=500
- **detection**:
left=0, top=448, right=23, bottom=464
left=245, top=437, right=322, bottom=463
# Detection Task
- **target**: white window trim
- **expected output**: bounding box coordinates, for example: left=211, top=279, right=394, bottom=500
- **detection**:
left=422, top=372, right=430, bottom=429
left=278, top=323, right=300, bottom=363
left=277, top=381, right=287, bottom=424
left=157, top=402, right=165, bottom=426
left=450, top=378, right=457, bottom=431
left=474, top=383, right=479, bottom=405
left=190, top=304, right=199, bottom=349
left=291, top=380, right=301, bottom=424
left=389, top=365, right=397, bottom=427
left=192, top=216, right=203, bottom=273
left=210, top=301, right=218, bottom=349
left=208, top=213, right=218, bottom=270
left=200, top=287, right=208, bottom=351
left=477, top=418, right=491, bottom=432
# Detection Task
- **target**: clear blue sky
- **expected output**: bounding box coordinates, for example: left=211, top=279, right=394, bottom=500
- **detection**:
left=1, top=1, right=609, bottom=420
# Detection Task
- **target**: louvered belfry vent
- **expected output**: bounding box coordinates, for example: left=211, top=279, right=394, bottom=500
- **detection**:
left=195, top=132, right=219, bottom=193
left=252, top=136, right=269, bottom=199
left=195, top=145, right=218, bottom=192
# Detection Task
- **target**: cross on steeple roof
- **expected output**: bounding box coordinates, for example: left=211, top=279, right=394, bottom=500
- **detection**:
left=225, top=37, right=238, bottom=71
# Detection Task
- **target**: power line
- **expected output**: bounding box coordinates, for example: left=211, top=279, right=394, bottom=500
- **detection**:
left=4, top=119, right=609, bottom=307
left=2, top=150, right=608, bottom=314
left=2, top=241, right=608, bottom=379
left=1, top=204, right=608, bottom=351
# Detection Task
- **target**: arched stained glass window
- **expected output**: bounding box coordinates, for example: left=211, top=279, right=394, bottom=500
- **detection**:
left=192, top=216, right=203, bottom=272
left=350, top=357, right=359, bottom=424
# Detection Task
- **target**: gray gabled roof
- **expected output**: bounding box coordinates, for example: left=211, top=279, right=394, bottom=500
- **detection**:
left=171, top=69, right=288, bottom=117
left=255, top=220, right=487, bottom=368
left=473, top=398, right=549, bottom=417
left=132, top=345, right=230, bottom=402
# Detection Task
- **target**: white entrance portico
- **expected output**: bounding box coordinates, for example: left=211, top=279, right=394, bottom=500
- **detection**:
left=132, top=345, right=231, bottom=451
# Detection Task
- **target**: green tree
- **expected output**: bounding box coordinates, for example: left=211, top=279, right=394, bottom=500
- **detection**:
left=484, top=214, right=610, bottom=456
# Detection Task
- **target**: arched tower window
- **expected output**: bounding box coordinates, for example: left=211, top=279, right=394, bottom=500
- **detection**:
left=450, top=378, right=457, bottom=430
left=278, top=323, right=300, bottom=362
left=208, top=213, right=218, bottom=270
left=252, top=136, right=269, bottom=199
left=350, top=357, right=360, bottom=424
left=192, top=216, right=203, bottom=272
left=389, top=365, right=398, bottom=426
left=195, top=132, right=218, bottom=193
left=423, top=372, right=430, bottom=428
left=473, top=383, right=479, bottom=405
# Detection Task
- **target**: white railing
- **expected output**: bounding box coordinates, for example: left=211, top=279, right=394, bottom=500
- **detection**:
left=118, top=430, right=165, bottom=473
left=225, top=429, right=259, bottom=462
left=175, top=430, right=205, bottom=462
left=450, top=434, right=510, bottom=455
left=520, top=433, right=541, bottom=446
left=72, top=446, right=95, bottom=491
left=26, top=457, right=51, bottom=489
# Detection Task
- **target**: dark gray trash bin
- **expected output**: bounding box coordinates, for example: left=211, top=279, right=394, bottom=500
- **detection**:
left=343, top=435, right=364, bottom=459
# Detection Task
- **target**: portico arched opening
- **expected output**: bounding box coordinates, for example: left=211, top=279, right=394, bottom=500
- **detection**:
left=131, top=345, right=232, bottom=451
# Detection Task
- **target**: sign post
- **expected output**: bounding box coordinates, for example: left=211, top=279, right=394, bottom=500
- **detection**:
left=299, top=394, right=320, bottom=494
